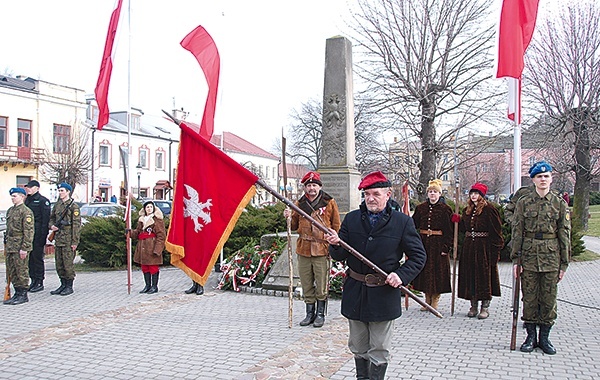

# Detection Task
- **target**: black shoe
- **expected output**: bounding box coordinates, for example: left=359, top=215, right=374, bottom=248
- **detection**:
left=369, top=362, right=388, bottom=380
left=538, top=325, right=557, bottom=355
left=140, top=272, right=152, bottom=293
left=9, top=288, right=29, bottom=305
left=59, top=279, right=74, bottom=296
left=29, top=279, right=44, bottom=293
left=3, top=292, right=17, bottom=305
left=195, top=284, right=204, bottom=295
left=185, top=282, right=198, bottom=294
left=354, top=358, right=370, bottom=380
left=520, top=323, right=538, bottom=353
left=147, top=272, right=159, bottom=294
left=50, top=279, right=66, bottom=295
left=299, top=303, right=316, bottom=326
left=313, top=300, right=327, bottom=328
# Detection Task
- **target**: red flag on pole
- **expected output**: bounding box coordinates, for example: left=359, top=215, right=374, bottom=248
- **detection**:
left=180, top=25, right=221, bottom=141
left=166, top=122, right=258, bottom=285
left=496, top=0, right=540, bottom=123
left=401, top=181, right=410, bottom=216
left=94, top=0, right=123, bottom=131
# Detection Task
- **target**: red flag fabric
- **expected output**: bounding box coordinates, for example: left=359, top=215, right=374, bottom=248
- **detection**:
left=496, top=0, right=540, bottom=79
left=401, top=181, right=410, bottom=216
left=94, top=0, right=123, bottom=131
left=180, top=25, right=221, bottom=141
left=166, top=122, right=257, bottom=285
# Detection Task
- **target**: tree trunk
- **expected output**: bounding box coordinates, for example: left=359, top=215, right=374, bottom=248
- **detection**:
left=572, top=116, right=591, bottom=231
left=418, top=98, right=437, bottom=201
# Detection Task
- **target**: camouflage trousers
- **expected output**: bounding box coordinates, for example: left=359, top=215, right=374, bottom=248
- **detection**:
left=5, top=252, right=30, bottom=289
left=55, top=246, right=76, bottom=281
left=521, top=270, right=558, bottom=326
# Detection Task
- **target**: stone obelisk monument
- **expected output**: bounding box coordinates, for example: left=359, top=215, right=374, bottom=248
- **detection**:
left=318, top=36, right=361, bottom=216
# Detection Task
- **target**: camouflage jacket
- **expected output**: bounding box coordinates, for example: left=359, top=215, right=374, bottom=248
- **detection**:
left=5, top=203, right=34, bottom=253
left=510, top=190, right=571, bottom=272
left=49, top=198, right=81, bottom=246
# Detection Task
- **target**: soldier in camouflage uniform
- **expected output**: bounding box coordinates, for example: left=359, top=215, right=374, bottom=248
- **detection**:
left=511, top=161, right=571, bottom=355
left=48, top=183, right=81, bottom=296
left=3, top=187, right=34, bottom=305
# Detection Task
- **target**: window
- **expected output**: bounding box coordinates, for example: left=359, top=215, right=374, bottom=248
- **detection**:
left=265, top=166, right=270, bottom=179
left=99, top=145, right=110, bottom=166
left=155, top=151, right=164, bottom=170
left=139, top=148, right=148, bottom=168
left=273, top=167, right=276, bottom=178
left=16, top=176, right=30, bottom=187
left=18, top=119, right=32, bottom=148
left=528, top=157, right=536, bottom=166
left=53, top=124, right=71, bottom=153
left=132, top=115, right=141, bottom=130
left=0, top=116, right=7, bottom=147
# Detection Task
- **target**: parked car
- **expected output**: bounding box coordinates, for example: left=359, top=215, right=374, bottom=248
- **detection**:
left=138, top=199, right=172, bottom=216
left=79, top=202, right=125, bottom=224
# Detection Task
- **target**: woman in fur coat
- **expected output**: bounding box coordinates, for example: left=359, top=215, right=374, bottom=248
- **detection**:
left=131, top=201, right=166, bottom=294
left=411, top=179, right=453, bottom=311
left=457, top=183, right=504, bottom=319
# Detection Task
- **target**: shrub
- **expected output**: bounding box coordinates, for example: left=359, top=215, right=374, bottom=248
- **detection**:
left=590, top=192, right=600, bottom=206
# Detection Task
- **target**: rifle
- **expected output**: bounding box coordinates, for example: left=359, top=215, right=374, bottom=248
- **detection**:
left=4, top=275, right=10, bottom=301
left=510, top=255, right=522, bottom=350
left=47, top=199, right=75, bottom=242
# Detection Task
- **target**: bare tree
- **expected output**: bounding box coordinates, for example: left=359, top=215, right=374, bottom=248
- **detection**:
left=350, top=0, right=505, bottom=199
left=286, top=97, right=388, bottom=173
left=42, top=122, right=92, bottom=193
left=525, top=1, right=600, bottom=230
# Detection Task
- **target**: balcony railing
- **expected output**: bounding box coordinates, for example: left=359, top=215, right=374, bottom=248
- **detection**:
left=0, top=145, right=45, bottom=165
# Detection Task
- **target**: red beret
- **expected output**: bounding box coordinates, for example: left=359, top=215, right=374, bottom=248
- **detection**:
left=358, top=171, right=391, bottom=190
left=470, top=182, right=488, bottom=197
left=301, top=171, right=322, bottom=186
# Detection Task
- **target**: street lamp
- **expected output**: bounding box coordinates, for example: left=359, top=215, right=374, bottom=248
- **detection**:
left=136, top=163, right=142, bottom=200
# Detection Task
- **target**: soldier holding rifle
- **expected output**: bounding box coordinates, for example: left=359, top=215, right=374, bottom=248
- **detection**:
left=511, top=161, right=570, bottom=354
left=325, top=171, right=426, bottom=380
left=48, top=183, right=81, bottom=296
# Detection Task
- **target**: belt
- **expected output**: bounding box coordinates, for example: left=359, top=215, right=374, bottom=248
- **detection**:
left=299, top=234, right=327, bottom=244
left=419, top=229, right=443, bottom=236
left=525, top=232, right=557, bottom=240
left=348, top=269, right=387, bottom=287
left=466, top=231, right=488, bottom=238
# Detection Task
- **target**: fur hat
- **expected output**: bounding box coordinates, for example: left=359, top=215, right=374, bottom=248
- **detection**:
left=469, top=182, right=488, bottom=197
left=427, top=179, right=443, bottom=193
left=301, top=171, right=322, bottom=186
left=528, top=161, right=552, bottom=178
left=358, top=171, right=392, bottom=190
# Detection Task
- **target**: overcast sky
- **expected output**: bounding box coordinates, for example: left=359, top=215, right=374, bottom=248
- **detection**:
left=2, top=0, right=352, bottom=149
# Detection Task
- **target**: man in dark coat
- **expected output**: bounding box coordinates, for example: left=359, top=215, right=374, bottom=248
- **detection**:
left=326, top=171, right=426, bottom=380
left=24, top=180, right=51, bottom=292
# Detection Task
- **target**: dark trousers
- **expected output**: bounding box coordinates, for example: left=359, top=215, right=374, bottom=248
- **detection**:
left=28, top=236, right=46, bottom=280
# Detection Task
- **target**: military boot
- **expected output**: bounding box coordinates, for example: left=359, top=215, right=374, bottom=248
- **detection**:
left=139, top=272, right=152, bottom=293
left=369, top=362, right=388, bottom=380
left=195, top=283, right=204, bottom=295
left=147, top=272, right=159, bottom=294
left=60, top=279, right=74, bottom=296
left=50, top=278, right=66, bottom=295
left=3, top=289, right=17, bottom=305
left=29, top=278, right=44, bottom=293
left=520, top=323, right=538, bottom=352
left=538, top=325, right=557, bottom=355
left=467, top=299, right=478, bottom=317
left=478, top=300, right=490, bottom=319
left=184, top=281, right=198, bottom=294
left=313, top=300, right=327, bottom=328
left=354, top=357, right=370, bottom=380
left=9, top=288, right=29, bottom=305
left=299, top=303, right=316, bottom=326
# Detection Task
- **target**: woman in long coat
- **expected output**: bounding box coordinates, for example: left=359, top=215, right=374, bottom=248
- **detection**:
left=411, top=179, right=453, bottom=311
left=457, top=183, right=504, bottom=319
left=131, top=201, right=166, bottom=294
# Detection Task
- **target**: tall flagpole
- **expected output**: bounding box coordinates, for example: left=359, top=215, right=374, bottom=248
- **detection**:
left=126, top=0, right=133, bottom=294
left=512, top=78, right=521, bottom=192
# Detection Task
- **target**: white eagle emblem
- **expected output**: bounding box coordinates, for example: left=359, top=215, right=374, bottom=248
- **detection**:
left=183, top=184, right=212, bottom=232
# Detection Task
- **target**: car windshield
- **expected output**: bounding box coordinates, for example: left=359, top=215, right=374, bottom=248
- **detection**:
left=79, top=206, right=97, bottom=217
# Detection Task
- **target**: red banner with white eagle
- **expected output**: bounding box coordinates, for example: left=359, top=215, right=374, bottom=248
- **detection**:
left=166, top=122, right=258, bottom=285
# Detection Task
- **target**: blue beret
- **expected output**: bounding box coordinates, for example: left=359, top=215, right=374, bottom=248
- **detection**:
left=9, top=187, right=26, bottom=195
left=57, top=182, right=73, bottom=192
left=529, top=161, right=553, bottom=178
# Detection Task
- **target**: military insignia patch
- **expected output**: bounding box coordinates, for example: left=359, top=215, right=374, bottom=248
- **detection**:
left=26, top=216, right=33, bottom=223
left=565, top=212, right=570, bottom=221
left=74, top=210, right=80, bottom=216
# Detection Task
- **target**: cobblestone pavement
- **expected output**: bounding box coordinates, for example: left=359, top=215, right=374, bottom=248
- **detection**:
left=0, top=239, right=599, bottom=379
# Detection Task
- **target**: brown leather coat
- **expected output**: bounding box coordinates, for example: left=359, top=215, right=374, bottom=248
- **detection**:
left=290, top=191, right=340, bottom=257
left=131, top=208, right=166, bottom=266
